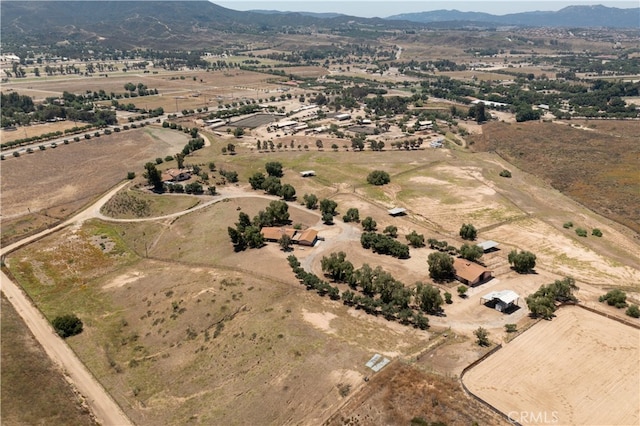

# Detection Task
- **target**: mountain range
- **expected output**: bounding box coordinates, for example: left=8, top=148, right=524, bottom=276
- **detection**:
left=1, top=1, right=637, bottom=50
left=386, top=5, right=640, bottom=28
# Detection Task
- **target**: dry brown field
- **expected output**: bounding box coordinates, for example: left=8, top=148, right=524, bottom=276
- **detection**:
left=463, top=305, right=640, bottom=426
left=3, top=46, right=640, bottom=425
left=0, top=126, right=188, bottom=245
left=326, top=362, right=507, bottom=426
left=471, top=120, right=640, bottom=236
left=0, top=120, right=83, bottom=143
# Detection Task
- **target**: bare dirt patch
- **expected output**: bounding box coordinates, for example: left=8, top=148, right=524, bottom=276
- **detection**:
left=463, top=305, right=640, bottom=426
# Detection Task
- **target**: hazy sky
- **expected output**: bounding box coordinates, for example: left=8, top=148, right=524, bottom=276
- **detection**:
left=214, top=1, right=638, bottom=17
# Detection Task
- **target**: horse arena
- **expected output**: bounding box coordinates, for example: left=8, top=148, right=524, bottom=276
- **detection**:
left=463, top=305, right=639, bottom=426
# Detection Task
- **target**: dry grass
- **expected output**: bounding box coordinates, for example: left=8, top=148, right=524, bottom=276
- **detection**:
left=471, top=121, right=640, bottom=235
left=326, top=362, right=507, bottom=426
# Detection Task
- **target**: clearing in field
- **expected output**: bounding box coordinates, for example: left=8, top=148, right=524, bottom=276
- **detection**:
left=463, top=305, right=640, bottom=426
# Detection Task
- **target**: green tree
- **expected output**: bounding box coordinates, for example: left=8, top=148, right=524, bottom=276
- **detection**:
left=265, top=161, right=284, bottom=177
left=322, top=211, right=334, bottom=225
left=228, top=226, right=247, bottom=251
left=342, top=208, right=360, bottom=223
left=279, top=184, right=296, bottom=201
left=362, top=217, right=377, bottom=232
left=144, top=162, right=163, bottom=192
left=233, top=127, right=244, bottom=138
left=175, top=152, right=185, bottom=169
left=319, top=199, right=338, bottom=216
left=367, top=170, right=391, bottom=186
left=415, top=282, right=443, bottom=314
left=383, top=225, right=398, bottom=238
left=427, top=252, right=454, bottom=281
left=459, top=223, right=477, bottom=241
left=474, top=327, right=489, bottom=346
left=321, top=252, right=354, bottom=282
left=244, top=226, right=264, bottom=248
left=52, top=314, right=83, bottom=338
left=303, top=193, right=318, bottom=210
left=444, top=292, right=452, bottom=304
left=249, top=172, right=266, bottom=190
left=279, top=234, right=292, bottom=251
left=262, top=176, right=282, bottom=195
left=459, top=243, right=483, bottom=261
left=508, top=250, right=537, bottom=273
left=405, top=231, right=425, bottom=248
left=265, top=200, right=290, bottom=225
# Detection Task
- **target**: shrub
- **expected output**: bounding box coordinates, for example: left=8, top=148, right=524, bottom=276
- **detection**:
left=444, top=292, right=452, bottom=304
left=592, top=228, right=603, bottom=237
left=52, top=314, right=83, bottom=338
left=127, top=171, right=135, bottom=180
left=405, top=231, right=425, bottom=248
left=457, top=285, right=468, bottom=297
left=12, top=151, right=20, bottom=157
left=474, top=327, right=489, bottom=346
left=563, top=221, right=573, bottom=229
left=575, top=227, right=587, bottom=237
left=626, top=304, right=640, bottom=318
left=155, top=157, right=163, bottom=165
left=599, top=289, right=627, bottom=308
left=505, top=324, right=517, bottom=333
left=499, top=169, right=512, bottom=178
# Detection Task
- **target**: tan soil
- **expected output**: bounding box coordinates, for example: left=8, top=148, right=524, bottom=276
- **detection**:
left=463, top=305, right=640, bottom=426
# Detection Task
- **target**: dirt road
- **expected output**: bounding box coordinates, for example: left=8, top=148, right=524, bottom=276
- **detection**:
left=1, top=181, right=133, bottom=426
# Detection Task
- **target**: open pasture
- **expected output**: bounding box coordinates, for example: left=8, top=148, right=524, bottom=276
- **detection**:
left=0, top=127, right=188, bottom=244
left=463, top=305, right=640, bottom=426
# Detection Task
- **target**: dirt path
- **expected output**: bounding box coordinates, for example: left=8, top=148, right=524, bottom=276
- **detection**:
left=1, top=181, right=133, bottom=426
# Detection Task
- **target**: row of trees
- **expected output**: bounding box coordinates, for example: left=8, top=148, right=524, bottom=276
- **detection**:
left=361, top=232, right=410, bottom=259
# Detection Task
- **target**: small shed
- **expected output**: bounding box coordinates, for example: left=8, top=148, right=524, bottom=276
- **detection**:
left=335, top=113, right=351, bottom=121
left=300, top=170, right=316, bottom=177
left=388, top=207, right=406, bottom=216
left=481, top=290, right=520, bottom=312
left=477, top=240, right=500, bottom=252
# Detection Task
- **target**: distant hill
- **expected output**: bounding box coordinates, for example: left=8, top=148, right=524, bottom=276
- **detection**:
left=0, top=1, right=416, bottom=49
left=249, top=10, right=345, bottom=19
left=387, top=5, right=640, bottom=28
